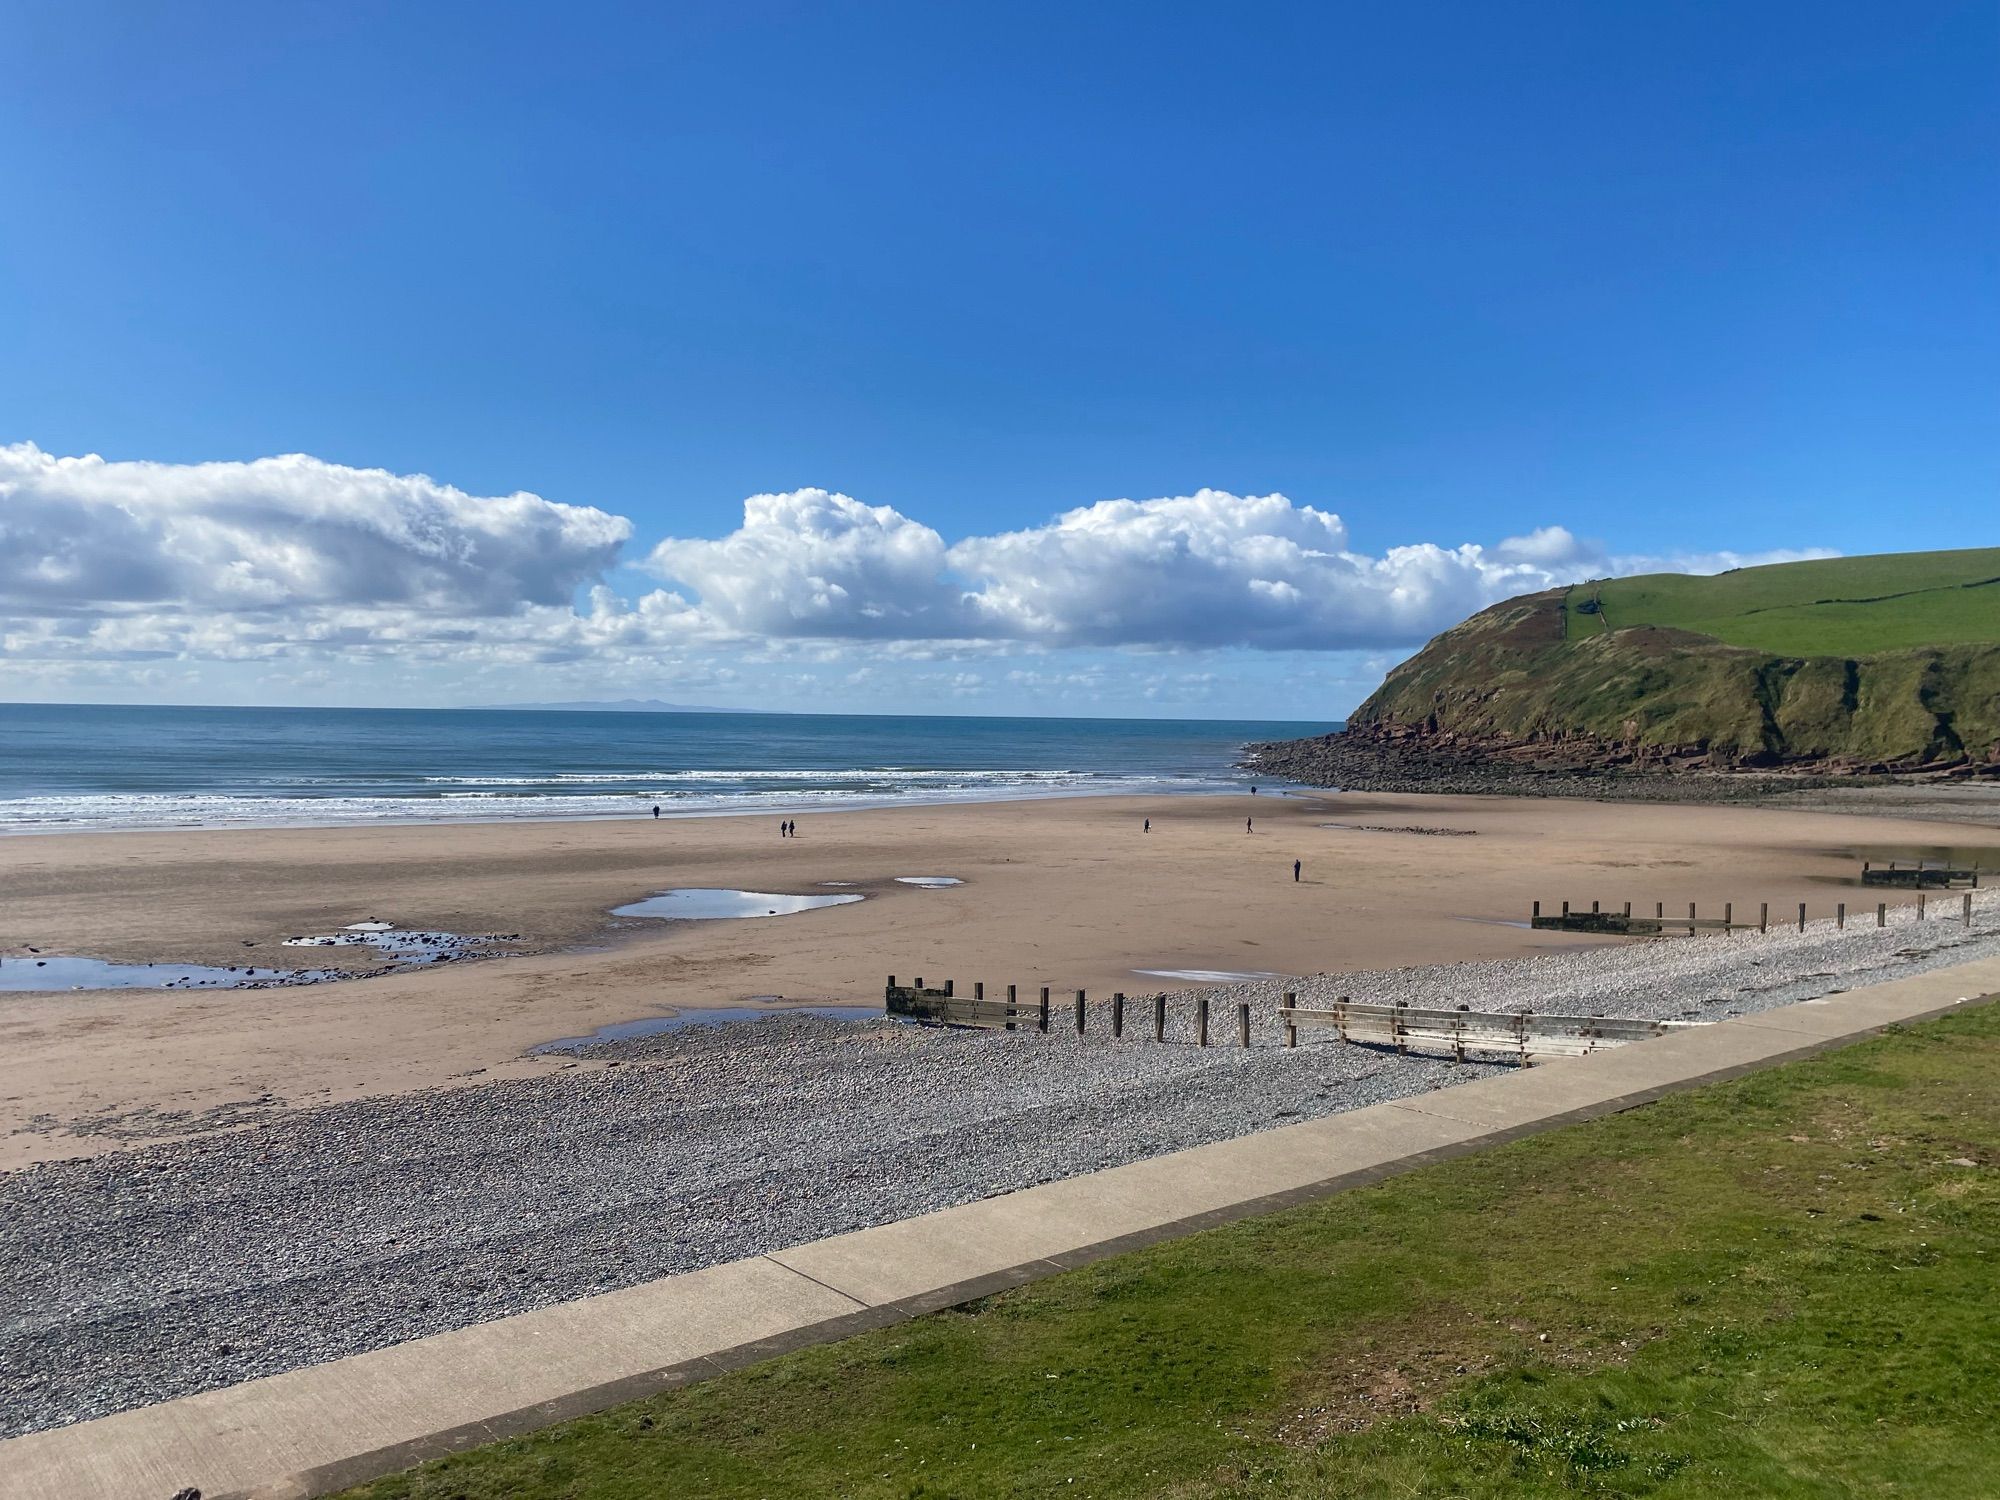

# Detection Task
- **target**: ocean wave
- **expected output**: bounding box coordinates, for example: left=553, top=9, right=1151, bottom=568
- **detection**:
left=416, top=768, right=1086, bottom=785
left=0, top=773, right=1236, bottom=834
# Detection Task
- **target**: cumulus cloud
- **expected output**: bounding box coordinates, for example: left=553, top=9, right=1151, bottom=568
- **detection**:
left=0, top=442, right=629, bottom=615
left=0, top=445, right=1837, bottom=690
left=652, top=488, right=1830, bottom=652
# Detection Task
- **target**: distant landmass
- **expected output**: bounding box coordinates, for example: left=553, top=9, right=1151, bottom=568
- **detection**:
left=1251, top=547, right=2000, bottom=794
left=469, top=699, right=729, bottom=713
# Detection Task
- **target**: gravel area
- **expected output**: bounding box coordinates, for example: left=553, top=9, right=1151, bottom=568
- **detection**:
left=5, top=892, right=1998, bottom=1439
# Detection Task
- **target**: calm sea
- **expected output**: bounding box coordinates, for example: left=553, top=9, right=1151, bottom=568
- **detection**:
left=0, top=704, right=1336, bottom=834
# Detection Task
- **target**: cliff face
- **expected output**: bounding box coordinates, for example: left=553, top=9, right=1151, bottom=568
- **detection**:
left=1338, top=588, right=2000, bottom=776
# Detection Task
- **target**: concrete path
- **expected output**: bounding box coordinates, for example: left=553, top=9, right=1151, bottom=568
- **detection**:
left=8, top=955, right=1997, bottom=1500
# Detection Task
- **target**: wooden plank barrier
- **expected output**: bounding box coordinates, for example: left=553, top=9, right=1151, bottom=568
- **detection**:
left=885, top=978, right=1042, bottom=1030
left=1276, top=997, right=1708, bottom=1065
left=1861, top=860, right=1981, bottom=890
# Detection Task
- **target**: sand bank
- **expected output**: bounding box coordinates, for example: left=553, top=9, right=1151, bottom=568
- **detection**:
left=2, top=790, right=1996, bottom=1167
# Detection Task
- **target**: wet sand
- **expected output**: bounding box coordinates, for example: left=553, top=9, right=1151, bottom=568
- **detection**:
left=3, top=790, right=1997, bottom=1167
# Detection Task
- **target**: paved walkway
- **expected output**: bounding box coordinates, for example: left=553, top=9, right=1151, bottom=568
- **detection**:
left=7, top=955, right=1998, bottom=1500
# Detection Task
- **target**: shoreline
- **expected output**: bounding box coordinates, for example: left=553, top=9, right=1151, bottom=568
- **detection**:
left=6, top=788, right=2000, bottom=1170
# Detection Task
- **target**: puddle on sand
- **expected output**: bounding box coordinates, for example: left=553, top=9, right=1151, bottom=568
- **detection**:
left=7, top=921, right=517, bottom=995
left=1133, top=968, right=1282, bottom=983
left=534, top=1003, right=881, bottom=1052
left=894, top=876, right=963, bottom=887
left=614, top=888, right=865, bottom=920
left=0, top=954, right=333, bottom=992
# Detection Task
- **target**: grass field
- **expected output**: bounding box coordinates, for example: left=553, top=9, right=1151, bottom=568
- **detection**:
left=1565, top=548, right=2000, bottom=657
left=343, top=1003, right=2000, bottom=1500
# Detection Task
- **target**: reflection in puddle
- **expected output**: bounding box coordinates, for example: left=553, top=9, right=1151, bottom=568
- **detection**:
left=1133, top=968, right=1282, bottom=983
left=0, top=954, right=332, bottom=992
left=894, top=876, right=963, bottom=887
left=534, top=1003, right=881, bottom=1052
left=613, top=888, right=865, bottom=920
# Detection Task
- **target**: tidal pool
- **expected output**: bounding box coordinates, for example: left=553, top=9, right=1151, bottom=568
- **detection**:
left=613, top=889, right=865, bottom=920
left=534, top=1003, right=881, bottom=1052
left=894, top=876, right=963, bottom=888
left=0, top=955, right=329, bottom=992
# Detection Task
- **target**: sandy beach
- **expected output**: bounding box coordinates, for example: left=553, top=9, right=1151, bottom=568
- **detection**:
left=3, top=788, right=1997, bottom=1168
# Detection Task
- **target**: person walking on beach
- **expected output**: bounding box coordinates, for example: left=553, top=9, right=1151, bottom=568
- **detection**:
left=652, top=804, right=660, bottom=820
left=1293, top=858, right=1301, bottom=882
left=1143, top=818, right=1150, bottom=833
left=1246, top=815, right=1254, bottom=833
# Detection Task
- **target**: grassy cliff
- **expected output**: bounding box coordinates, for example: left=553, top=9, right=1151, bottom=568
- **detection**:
left=1344, top=550, right=2000, bottom=776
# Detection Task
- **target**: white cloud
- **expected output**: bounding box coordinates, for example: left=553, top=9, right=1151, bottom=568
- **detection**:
left=0, top=446, right=1839, bottom=698
left=0, top=442, right=629, bottom=615
left=651, top=488, right=1831, bottom=652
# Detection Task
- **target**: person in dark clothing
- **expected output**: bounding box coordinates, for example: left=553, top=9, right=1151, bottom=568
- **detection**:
left=1246, top=816, right=1254, bottom=833
left=652, top=804, right=660, bottom=819
left=1293, top=859, right=1301, bottom=882
left=1143, top=818, right=1150, bottom=832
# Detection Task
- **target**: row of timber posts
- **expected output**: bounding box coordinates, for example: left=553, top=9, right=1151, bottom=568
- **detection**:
left=1530, top=892, right=1975, bottom=935
left=887, top=976, right=1264, bottom=1047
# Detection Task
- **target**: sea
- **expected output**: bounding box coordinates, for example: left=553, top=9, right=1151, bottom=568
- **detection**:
left=0, top=703, right=1337, bottom=835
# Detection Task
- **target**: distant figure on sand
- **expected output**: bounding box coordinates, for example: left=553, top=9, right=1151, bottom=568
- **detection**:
left=652, top=804, right=660, bottom=820
left=1293, top=859, right=1301, bottom=882
left=1143, top=818, right=1150, bottom=833
left=1246, top=816, right=1254, bottom=833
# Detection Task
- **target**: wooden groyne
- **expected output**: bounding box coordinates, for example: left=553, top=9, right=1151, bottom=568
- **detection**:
left=1860, top=860, right=1982, bottom=889
left=1277, top=997, right=1707, bottom=1064
left=1530, top=892, right=1978, bottom=936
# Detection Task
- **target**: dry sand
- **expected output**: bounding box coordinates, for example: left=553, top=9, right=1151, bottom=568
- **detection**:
left=3, top=789, right=1996, bottom=1168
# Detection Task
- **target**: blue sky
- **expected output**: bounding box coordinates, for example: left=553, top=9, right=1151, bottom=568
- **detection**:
left=1, top=1, right=1993, bottom=717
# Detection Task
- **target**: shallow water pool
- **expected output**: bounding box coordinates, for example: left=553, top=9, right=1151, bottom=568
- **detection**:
left=0, top=955, right=328, bottom=991
left=613, top=888, right=865, bottom=920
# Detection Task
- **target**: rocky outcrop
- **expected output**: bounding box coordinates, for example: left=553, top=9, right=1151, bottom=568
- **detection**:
left=1251, top=587, right=2000, bottom=794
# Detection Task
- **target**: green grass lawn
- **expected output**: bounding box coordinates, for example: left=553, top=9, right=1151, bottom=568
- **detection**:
left=345, top=1005, right=2000, bottom=1499
left=1565, top=548, right=2000, bottom=656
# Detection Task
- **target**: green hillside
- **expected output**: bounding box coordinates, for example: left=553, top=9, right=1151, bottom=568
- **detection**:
left=1316, top=547, right=2000, bottom=776
left=1567, top=548, right=2000, bottom=657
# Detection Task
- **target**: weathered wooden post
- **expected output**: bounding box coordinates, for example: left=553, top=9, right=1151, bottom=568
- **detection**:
left=1533, top=900, right=1541, bottom=920
left=914, top=976, right=923, bottom=990
left=944, top=979, right=953, bottom=997
left=1797, top=902, right=1806, bottom=934
left=974, top=981, right=984, bottom=1001
left=1877, top=902, right=1887, bottom=928
left=1759, top=902, right=1768, bottom=934
left=1112, top=991, right=1125, bottom=1038
left=1038, top=986, right=1050, bottom=1033
left=1237, top=1002, right=1250, bottom=1048
left=1656, top=901, right=1665, bottom=919
left=1965, top=893, right=1975, bottom=927
left=1688, top=901, right=1697, bottom=935
left=1724, top=901, right=1733, bottom=930
left=1623, top=900, right=1632, bottom=918
left=1392, top=999, right=1408, bottom=1054
left=1283, top=991, right=1297, bottom=1049
left=1153, top=993, right=1166, bottom=1042
left=1074, top=989, right=1087, bottom=1034
left=1919, top=894, right=1927, bottom=921
left=1562, top=900, right=1570, bottom=917
left=1837, top=902, right=1845, bottom=930
left=1006, top=982, right=1017, bottom=1031
left=1197, top=996, right=1210, bottom=1047
left=1592, top=900, right=1600, bottom=914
